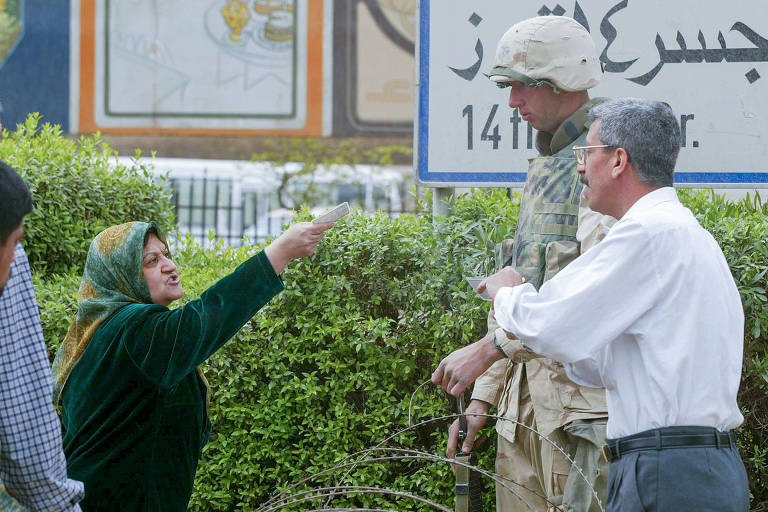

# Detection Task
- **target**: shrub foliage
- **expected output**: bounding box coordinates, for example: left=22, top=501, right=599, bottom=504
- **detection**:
left=679, top=190, right=768, bottom=510
left=17, top=123, right=767, bottom=510
left=0, top=114, right=174, bottom=274
left=177, top=204, right=500, bottom=510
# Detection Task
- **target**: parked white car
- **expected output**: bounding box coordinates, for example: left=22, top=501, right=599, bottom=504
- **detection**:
left=114, top=156, right=412, bottom=245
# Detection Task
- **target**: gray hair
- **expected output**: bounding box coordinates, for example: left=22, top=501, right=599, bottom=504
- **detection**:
left=588, top=98, right=680, bottom=187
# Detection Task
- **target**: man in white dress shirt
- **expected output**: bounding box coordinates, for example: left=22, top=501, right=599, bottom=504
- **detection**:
left=433, top=97, right=749, bottom=511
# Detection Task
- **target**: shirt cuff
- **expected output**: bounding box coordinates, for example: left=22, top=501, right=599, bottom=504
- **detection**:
left=247, top=250, right=286, bottom=296
left=494, top=328, right=537, bottom=363
left=494, top=283, right=532, bottom=333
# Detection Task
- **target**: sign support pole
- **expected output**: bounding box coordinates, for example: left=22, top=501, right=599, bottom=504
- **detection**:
left=433, top=186, right=454, bottom=219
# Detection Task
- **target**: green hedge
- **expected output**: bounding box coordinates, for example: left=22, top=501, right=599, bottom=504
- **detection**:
left=0, top=114, right=174, bottom=274
left=680, top=190, right=768, bottom=508
left=31, top=189, right=768, bottom=510
left=185, top=195, right=521, bottom=510
left=33, top=195, right=512, bottom=510
left=10, top=113, right=765, bottom=508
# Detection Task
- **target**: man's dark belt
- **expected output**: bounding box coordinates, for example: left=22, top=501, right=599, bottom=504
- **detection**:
left=602, top=426, right=737, bottom=463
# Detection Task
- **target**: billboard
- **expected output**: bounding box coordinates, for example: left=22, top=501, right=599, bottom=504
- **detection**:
left=0, top=0, right=419, bottom=137
left=332, top=0, right=415, bottom=136
left=77, top=0, right=323, bottom=135
left=417, top=0, right=768, bottom=187
left=0, top=0, right=70, bottom=131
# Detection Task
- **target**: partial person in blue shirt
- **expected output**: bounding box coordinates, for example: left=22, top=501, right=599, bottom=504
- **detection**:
left=0, top=159, right=84, bottom=511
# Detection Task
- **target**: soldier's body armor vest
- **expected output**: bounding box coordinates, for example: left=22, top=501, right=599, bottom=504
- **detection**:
left=507, top=130, right=587, bottom=289
left=487, top=98, right=611, bottom=443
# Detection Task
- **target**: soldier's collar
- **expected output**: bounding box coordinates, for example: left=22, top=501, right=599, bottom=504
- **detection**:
left=536, top=97, right=610, bottom=156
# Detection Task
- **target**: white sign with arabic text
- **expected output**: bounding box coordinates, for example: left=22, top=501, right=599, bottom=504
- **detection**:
left=417, top=0, right=768, bottom=186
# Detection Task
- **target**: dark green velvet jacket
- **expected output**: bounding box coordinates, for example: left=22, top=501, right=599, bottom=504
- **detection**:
left=61, top=251, right=283, bottom=511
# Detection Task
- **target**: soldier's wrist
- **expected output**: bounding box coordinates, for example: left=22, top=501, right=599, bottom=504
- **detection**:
left=491, top=331, right=508, bottom=358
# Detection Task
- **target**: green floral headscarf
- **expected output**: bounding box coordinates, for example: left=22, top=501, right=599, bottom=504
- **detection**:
left=52, top=221, right=166, bottom=405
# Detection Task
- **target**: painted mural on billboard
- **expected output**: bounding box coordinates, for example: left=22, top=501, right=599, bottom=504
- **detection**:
left=79, top=0, right=323, bottom=134
left=0, top=0, right=69, bottom=131
left=0, top=0, right=22, bottom=68
left=332, top=0, right=415, bottom=136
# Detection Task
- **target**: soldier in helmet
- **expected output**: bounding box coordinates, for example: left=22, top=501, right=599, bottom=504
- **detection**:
left=437, top=16, right=615, bottom=511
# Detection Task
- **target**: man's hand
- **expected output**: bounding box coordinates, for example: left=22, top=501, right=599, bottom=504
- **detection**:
left=264, top=221, right=334, bottom=274
left=431, top=333, right=505, bottom=397
left=477, top=267, right=524, bottom=301
left=447, top=399, right=490, bottom=464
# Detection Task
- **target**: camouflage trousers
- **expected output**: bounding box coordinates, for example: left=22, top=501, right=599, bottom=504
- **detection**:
left=496, top=378, right=609, bottom=512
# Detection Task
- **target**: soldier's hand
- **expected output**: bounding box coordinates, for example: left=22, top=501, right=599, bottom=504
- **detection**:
left=447, top=400, right=490, bottom=474
left=432, top=333, right=505, bottom=396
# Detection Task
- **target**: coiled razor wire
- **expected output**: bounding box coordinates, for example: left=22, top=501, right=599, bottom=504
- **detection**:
left=255, top=416, right=604, bottom=511
left=256, top=486, right=451, bottom=512
left=323, top=421, right=545, bottom=509
left=255, top=449, right=531, bottom=512
left=253, top=380, right=605, bottom=512
left=302, top=508, right=399, bottom=512
left=301, top=508, right=398, bottom=512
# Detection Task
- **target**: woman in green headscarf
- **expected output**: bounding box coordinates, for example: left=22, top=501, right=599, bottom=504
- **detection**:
left=52, top=219, right=332, bottom=511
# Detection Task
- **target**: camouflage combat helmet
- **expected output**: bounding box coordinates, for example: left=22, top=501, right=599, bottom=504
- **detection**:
left=487, top=16, right=602, bottom=92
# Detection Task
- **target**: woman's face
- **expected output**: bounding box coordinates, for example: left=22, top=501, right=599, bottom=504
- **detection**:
left=142, top=233, right=183, bottom=306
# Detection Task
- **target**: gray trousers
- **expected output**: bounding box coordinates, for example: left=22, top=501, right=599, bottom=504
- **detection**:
left=606, top=432, right=749, bottom=511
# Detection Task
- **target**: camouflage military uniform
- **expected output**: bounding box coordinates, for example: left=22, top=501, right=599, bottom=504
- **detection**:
left=472, top=98, right=616, bottom=512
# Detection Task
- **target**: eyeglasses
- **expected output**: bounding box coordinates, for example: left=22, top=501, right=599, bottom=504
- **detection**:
left=572, top=145, right=616, bottom=165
